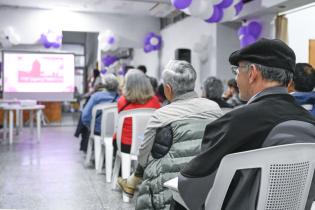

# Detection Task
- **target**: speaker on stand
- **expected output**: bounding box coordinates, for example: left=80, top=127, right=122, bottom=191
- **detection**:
left=175, top=48, right=191, bottom=63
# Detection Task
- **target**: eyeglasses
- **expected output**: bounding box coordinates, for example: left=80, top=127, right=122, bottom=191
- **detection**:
left=231, top=64, right=251, bottom=75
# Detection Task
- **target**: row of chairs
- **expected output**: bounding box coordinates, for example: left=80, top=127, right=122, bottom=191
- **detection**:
left=84, top=103, right=155, bottom=187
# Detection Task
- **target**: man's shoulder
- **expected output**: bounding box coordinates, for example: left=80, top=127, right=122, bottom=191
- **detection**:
left=153, top=97, right=221, bottom=119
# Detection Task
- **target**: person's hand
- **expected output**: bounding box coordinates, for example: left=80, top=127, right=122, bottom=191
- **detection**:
left=223, top=88, right=233, bottom=99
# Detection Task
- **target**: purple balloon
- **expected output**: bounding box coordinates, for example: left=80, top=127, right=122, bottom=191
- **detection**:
left=144, top=32, right=154, bottom=45
left=248, top=21, right=262, bottom=39
left=240, top=35, right=256, bottom=48
left=143, top=32, right=162, bottom=52
left=171, top=0, right=192, bottom=10
left=216, top=0, right=233, bottom=9
left=237, top=26, right=249, bottom=37
left=118, top=68, right=125, bottom=76
left=102, top=55, right=118, bottom=67
left=43, top=42, right=52, bottom=48
left=107, top=36, right=115, bottom=45
left=144, top=45, right=153, bottom=53
left=234, top=0, right=244, bottom=16
left=100, top=69, right=107, bottom=75
left=40, top=32, right=62, bottom=48
left=205, top=5, right=224, bottom=23
left=52, top=42, right=61, bottom=48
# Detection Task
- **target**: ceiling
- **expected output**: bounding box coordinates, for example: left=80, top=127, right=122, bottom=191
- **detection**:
left=0, top=0, right=174, bottom=17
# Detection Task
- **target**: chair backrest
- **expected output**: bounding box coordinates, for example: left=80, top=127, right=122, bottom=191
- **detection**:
left=116, top=108, right=155, bottom=155
left=205, top=143, right=315, bottom=210
left=90, top=103, right=117, bottom=137
left=100, top=103, right=118, bottom=139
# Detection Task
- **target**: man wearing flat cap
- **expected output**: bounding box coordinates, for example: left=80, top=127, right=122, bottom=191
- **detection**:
left=177, top=38, right=315, bottom=210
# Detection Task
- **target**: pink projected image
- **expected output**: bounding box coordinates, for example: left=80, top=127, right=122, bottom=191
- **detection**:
left=3, top=52, right=75, bottom=93
left=18, top=59, right=64, bottom=83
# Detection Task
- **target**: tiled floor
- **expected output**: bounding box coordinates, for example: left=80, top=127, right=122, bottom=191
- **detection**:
left=0, top=125, right=135, bottom=210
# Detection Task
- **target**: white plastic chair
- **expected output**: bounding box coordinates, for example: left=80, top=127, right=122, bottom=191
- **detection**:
left=84, top=103, right=116, bottom=170
left=94, top=104, right=118, bottom=182
left=164, top=143, right=315, bottom=210
left=111, top=108, right=156, bottom=201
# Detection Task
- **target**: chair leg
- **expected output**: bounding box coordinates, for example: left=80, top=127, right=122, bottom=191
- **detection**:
left=94, top=136, right=104, bottom=173
left=84, top=137, right=93, bottom=166
left=111, top=153, right=121, bottom=190
left=120, top=152, right=132, bottom=202
left=105, top=141, right=113, bottom=182
left=121, top=152, right=131, bottom=179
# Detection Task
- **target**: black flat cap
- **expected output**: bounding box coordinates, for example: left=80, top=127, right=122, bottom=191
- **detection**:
left=229, top=38, right=296, bottom=73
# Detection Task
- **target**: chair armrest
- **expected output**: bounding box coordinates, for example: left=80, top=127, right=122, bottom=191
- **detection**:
left=164, top=177, right=189, bottom=209
left=163, top=177, right=178, bottom=191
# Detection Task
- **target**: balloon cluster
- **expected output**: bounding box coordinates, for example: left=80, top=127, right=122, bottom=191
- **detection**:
left=143, top=32, right=162, bottom=53
left=0, top=26, right=21, bottom=48
left=238, top=20, right=262, bottom=48
left=99, top=30, right=119, bottom=52
left=171, top=0, right=244, bottom=23
left=40, top=30, right=62, bottom=48
left=101, top=54, right=119, bottom=67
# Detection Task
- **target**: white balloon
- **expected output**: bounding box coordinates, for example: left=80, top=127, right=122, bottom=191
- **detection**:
left=197, top=5, right=214, bottom=19
left=220, top=0, right=238, bottom=22
left=188, top=0, right=212, bottom=19
left=4, top=27, right=14, bottom=37
left=211, top=0, right=223, bottom=4
left=181, top=8, right=191, bottom=15
left=10, top=34, right=21, bottom=45
left=150, top=37, right=159, bottom=46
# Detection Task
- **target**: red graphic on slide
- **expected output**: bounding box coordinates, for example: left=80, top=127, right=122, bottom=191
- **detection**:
left=18, top=60, right=64, bottom=83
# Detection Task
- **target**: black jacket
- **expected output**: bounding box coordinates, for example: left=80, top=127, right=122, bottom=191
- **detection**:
left=179, top=87, right=315, bottom=210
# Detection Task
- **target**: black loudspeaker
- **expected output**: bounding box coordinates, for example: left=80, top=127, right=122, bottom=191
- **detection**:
left=175, top=48, right=191, bottom=63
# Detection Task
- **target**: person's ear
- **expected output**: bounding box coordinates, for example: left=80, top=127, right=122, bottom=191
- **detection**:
left=287, top=80, right=295, bottom=92
left=163, top=84, right=173, bottom=101
left=248, top=64, right=258, bottom=84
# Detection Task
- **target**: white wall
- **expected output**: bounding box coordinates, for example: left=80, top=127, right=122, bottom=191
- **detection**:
left=286, top=6, right=315, bottom=63
left=216, top=23, right=241, bottom=84
left=0, top=6, right=160, bottom=47
left=132, top=48, right=159, bottom=79
left=160, top=16, right=217, bottom=94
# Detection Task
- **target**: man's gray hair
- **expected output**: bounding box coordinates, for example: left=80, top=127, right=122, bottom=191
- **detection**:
left=203, top=76, right=224, bottom=99
left=102, top=74, right=119, bottom=92
left=255, top=63, right=293, bottom=86
left=162, top=60, right=196, bottom=97
left=123, top=69, right=154, bottom=104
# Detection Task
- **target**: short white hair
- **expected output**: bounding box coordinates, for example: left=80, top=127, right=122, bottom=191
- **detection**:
left=162, top=60, right=196, bottom=97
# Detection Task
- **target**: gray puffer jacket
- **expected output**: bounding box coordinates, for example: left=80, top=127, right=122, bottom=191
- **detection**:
left=136, top=118, right=213, bottom=210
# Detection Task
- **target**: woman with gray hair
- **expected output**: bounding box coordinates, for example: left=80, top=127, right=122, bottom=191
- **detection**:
left=81, top=74, right=120, bottom=136
left=202, top=76, right=233, bottom=108
left=115, top=69, right=161, bottom=153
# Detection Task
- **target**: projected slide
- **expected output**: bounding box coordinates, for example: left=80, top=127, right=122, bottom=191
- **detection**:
left=3, top=52, right=74, bottom=93
left=3, top=52, right=75, bottom=101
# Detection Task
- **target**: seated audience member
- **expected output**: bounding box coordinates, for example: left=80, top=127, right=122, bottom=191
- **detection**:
left=85, top=68, right=102, bottom=99
left=115, top=69, right=161, bottom=153
left=156, top=83, right=169, bottom=106
left=148, top=76, right=158, bottom=92
left=178, top=39, right=315, bottom=210
left=137, top=65, right=147, bottom=74
left=223, top=78, right=244, bottom=107
left=202, top=76, right=233, bottom=108
left=117, top=60, right=222, bottom=209
left=81, top=74, right=119, bottom=136
left=288, top=63, right=315, bottom=116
